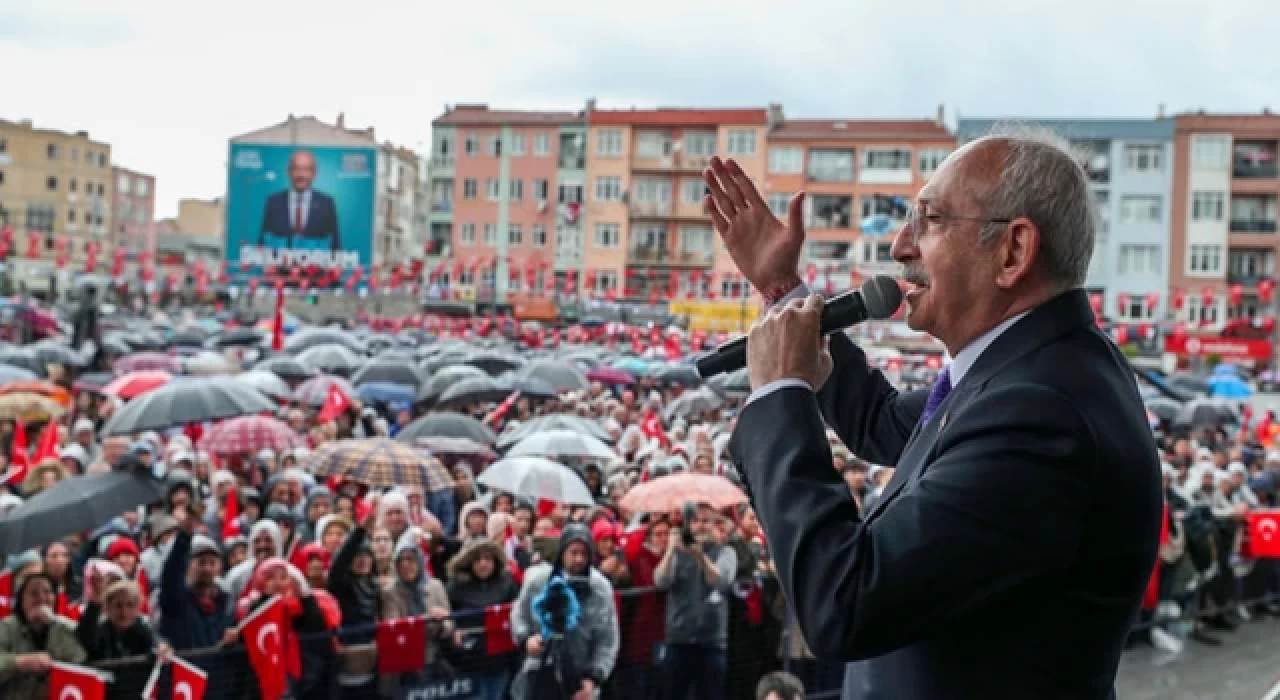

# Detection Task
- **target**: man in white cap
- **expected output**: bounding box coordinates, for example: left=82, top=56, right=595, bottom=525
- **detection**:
left=72, top=418, right=100, bottom=465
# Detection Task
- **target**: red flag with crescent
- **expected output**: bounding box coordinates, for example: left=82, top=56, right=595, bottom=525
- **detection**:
left=49, top=662, right=109, bottom=700
left=239, top=596, right=288, bottom=700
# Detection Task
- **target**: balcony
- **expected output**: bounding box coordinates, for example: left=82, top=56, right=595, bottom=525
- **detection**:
left=629, top=201, right=673, bottom=218
left=627, top=246, right=713, bottom=266
left=631, top=153, right=713, bottom=173
left=1071, top=140, right=1111, bottom=184
left=430, top=155, right=455, bottom=170
left=431, top=200, right=452, bottom=213
left=1229, top=218, right=1278, bottom=233
left=1233, top=142, right=1278, bottom=179
left=423, top=240, right=452, bottom=258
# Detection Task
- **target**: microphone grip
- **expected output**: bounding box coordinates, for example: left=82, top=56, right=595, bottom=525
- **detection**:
left=695, top=337, right=747, bottom=379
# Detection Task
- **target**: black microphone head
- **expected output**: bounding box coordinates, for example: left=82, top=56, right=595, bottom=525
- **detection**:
left=860, top=275, right=903, bottom=319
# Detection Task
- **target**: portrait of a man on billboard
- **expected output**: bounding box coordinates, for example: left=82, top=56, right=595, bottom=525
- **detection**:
left=258, top=149, right=341, bottom=252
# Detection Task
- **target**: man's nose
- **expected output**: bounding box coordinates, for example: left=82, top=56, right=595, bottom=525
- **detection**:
left=890, top=224, right=918, bottom=263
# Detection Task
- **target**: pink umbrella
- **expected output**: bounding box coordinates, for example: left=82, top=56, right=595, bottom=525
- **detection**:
left=620, top=473, right=747, bottom=513
left=103, top=371, right=172, bottom=400
left=586, top=367, right=636, bottom=385
left=199, top=415, right=304, bottom=456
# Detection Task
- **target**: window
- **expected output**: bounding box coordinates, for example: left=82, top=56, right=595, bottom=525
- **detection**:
left=509, top=179, right=523, bottom=201
left=594, top=176, right=622, bottom=202
left=532, top=224, right=547, bottom=246
left=635, top=131, right=672, bottom=159
left=510, top=133, right=526, bottom=156
left=488, top=135, right=502, bottom=157
left=1191, top=191, right=1225, bottom=222
left=1123, top=144, right=1164, bottom=172
left=1188, top=243, right=1224, bottom=275
left=727, top=130, right=756, bottom=156
left=768, top=146, right=804, bottom=174
left=96, top=183, right=104, bottom=196
left=464, top=134, right=479, bottom=155
left=597, top=129, right=623, bottom=157
left=534, top=133, right=550, bottom=156
left=681, top=179, right=706, bottom=204
left=46, top=176, right=57, bottom=191
left=593, top=223, right=620, bottom=248
left=1095, top=191, right=1110, bottom=237
left=47, top=143, right=59, bottom=160
left=721, top=276, right=751, bottom=299
left=0, top=138, right=6, bottom=153
left=460, top=223, right=476, bottom=244
left=486, top=178, right=501, bottom=201
left=632, top=178, right=671, bottom=203
left=462, top=179, right=478, bottom=200
left=435, top=135, right=454, bottom=159
left=1118, top=295, right=1155, bottom=322
left=117, top=175, right=130, bottom=194
left=864, top=149, right=912, bottom=170
left=919, top=148, right=950, bottom=174
left=483, top=223, right=498, bottom=245
left=1185, top=294, right=1222, bottom=325
left=97, top=153, right=105, bottom=167
left=1192, top=135, right=1230, bottom=170
left=683, top=132, right=717, bottom=156
left=67, top=209, right=76, bottom=223
left=592, top=270, right=619, bottom=292
left=807, top=149, right=855, bottom=182
left=508, top=224, right=523, bottom=245
left=1117, top=244, right=1160, bottom=275
left=767, top=193, right=791, bottom=217
left=558, top=184, right=583, bottom=204
left=528, top=178, right=548, bottom=202
left=68, top=178, right=77, bottom=193
left=25, top=203, right=55, bottom=233
left=680, top=225, right=713, bottom=253
left=1118, top=195, right=1162, bottom=224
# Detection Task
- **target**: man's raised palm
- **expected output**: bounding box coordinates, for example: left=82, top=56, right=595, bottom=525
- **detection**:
left=703, top=156, right=805, bottom=292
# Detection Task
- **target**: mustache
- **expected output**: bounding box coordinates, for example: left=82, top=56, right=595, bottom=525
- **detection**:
left=900, top=265, right=930, bottom=286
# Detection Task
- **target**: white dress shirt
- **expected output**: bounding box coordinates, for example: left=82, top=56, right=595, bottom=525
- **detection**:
left=287, top=189, right=312, bottom=232
left=744, top=283, right=1028, bottom=404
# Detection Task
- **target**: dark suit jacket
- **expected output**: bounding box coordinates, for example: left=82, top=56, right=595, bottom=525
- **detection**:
left=259, top=189, right=341, bottom=251
left=729, top=289, right=1162, bottom=700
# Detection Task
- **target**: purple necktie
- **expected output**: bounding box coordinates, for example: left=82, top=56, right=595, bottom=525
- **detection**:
left=920, top=367, right=952, bottom=426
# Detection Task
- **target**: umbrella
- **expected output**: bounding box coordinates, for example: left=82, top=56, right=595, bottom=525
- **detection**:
left=1174, top=397, right=1238, bottom=428
left=115, top=352, right=181, bottom=374
left=305, top=438, right=453, bottom=492
left=199, top=415, right=305, bottom=456
left=294, top=375, right=358, bottom=407
left=183, top=351, right=234, bottom=375
left=652, top=363, right=701, bottom=387
left=411, top=436, right=498, bottom=461
left=620, top=472, right=747, bottom=512
left=439, top=376, right=512, bottom=406
left=285, top=328, right=363, bottom=354
left=664, top=387, right=724, bottom=420
left=72, top=372, right=114, bottom=393
left=211, top=327, right=265, bottom=348
left=0, top=467, right=167, bottom=556
left=1207, top=375, right=1253, bottom=400
left=357, top=382, right=417, bottom=405
left=418, top=365, right=488, bottom=404
left=585, top=367, right=635, bottom=385
left=297, top=344, right=364, bottom=376
left=465, top=351, right=527, bottom=376
left=352, top=359, right=426, bottom=389
left=507, top=429, right=616, bottom=461
left=501, top=376, right=559, bottom=401
left=103, top=371, right=173, bottom=400
left=497, top=414, right=612, bottom=449
left=0, top=365, right=38, bottom=384
left=168, top=329, right=207, bottom=349
left=706, top=368, right=751, bottom=397
left=1144, top=397, right=1182, bottom=423
left=0, top=347, right=48, bottom=376
left=0, top=393, right=66, bottom=422
left=102, top=378, right=275, bottom=436
left=477, top=456, right=594, bottom=506
left=520, top=359, right=589, bottom=393
left=0, top=380, right=72, bottom=407
left=235, top=370, right=295, bottom=400
left=29, top=340, right=87, bottom=368
left=397, top=412, right=498, bottom=445
left=253, top=356, right=317, bottom=381
left=611, top=357, right=651, bottom=376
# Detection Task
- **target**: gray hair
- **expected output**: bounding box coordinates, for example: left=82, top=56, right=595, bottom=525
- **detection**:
left=977, top=124, right=1096, bottom=290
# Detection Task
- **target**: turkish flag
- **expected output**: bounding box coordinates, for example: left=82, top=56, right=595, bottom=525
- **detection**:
left=640, top=410, right=670, bottom=448
left=376, top=616, right=426, bottom=674
left=222, top=485, right=242, bottom=540
left=239, top=596, right=288, bottom=700
left=49, top=662, right=108, bottom=700
left=316, top=384, right=350, bottom=424
left=484, top=603, right=518, bottom=656
left=4, top=420, right=29, bottom=486
left=270, top=284, right=285, bottom=352
left=172, top=656, right=208, bottom=700
left=1245, top=510, right=1280, bottom=558
left=33, top=422, right=59, bottom=464
left=0, top=570, right=11, bottom=618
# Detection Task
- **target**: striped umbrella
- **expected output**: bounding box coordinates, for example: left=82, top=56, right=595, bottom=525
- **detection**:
left=303, top=438, right=452, bottom=492
left=200, top=415, right=304, bottom=456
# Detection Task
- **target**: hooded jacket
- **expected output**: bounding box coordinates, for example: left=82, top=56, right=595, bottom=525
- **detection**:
left=222, top=519, right=283, bottom=613
left=445, top=539, right=521, bottom=674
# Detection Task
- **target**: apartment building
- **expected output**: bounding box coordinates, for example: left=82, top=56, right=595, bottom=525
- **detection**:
left=376, top=143, right=421, bottom=267
left=957, top=118, right=1175, bottom=325
left=0, top=118, right=113, bottom=294
left=584, top=107, right=769, bottom=302
left=768, top=108, right=954, bottom=295
left=110, top=166, right=156, bottom=262
left=429, top=104, right=586, bottom=304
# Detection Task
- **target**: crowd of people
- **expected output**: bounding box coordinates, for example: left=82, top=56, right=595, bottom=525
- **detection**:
left=0, top=306, right=1271, bottom=700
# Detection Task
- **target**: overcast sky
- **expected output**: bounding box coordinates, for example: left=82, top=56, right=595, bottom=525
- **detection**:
left=4, top=0, right=1278, bottom=217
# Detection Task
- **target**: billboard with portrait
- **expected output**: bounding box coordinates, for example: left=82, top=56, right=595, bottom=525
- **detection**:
left=225, top=143, right=376, bottom=271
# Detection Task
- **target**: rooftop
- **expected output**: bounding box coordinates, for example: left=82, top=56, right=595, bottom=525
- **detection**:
left=956, top=117, right=1174, bottom=141
left=433, top=104, right=583, bottom=127
left=231, top=115, right=377, bottom=147
left=771, top=119, right=952, bottom=141
left=588, top=108, right=769, bottom=127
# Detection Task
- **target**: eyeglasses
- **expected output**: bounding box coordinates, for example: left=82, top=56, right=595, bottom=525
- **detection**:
left=904, top=202, right=1012, bottom=244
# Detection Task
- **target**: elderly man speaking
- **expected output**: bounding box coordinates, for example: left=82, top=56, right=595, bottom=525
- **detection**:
left=705, top=129, right=1161, bottom=700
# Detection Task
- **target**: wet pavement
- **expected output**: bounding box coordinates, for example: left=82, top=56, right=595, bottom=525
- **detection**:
left=1115, top=615, right=1280, bottom=700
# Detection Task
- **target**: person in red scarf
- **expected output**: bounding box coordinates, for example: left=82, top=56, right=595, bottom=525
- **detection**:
left=104, top=537, right=149, bottom=615
left=236, top=557, right=337, bottom=700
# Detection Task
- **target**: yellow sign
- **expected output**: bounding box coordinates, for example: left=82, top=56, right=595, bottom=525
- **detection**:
left=669, top=300, right=759, bottom=332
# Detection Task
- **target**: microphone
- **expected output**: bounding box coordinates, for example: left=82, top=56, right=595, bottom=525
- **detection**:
left=695, top=275, right=903, bottom=379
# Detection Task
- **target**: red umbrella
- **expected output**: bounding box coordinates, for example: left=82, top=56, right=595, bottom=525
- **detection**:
left=620, top=473, right=747, bottom=513
left=103, top=371, right=173, bottom=400
left=199, top=415, right=304, bottom=456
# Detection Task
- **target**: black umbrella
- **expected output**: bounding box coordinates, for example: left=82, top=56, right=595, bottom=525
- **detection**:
left=0, top=467, right=166, bottom=556
left=418, top=365, right=488, bottom=404
left=706, top=367, right=751, bottom=397
left=497, top=414, right=612, bottom=449
left=211, top=327, right=266, bottom=348
left=285, top=328, right=364, bottom=354
left=31, top=340, right=89, bottom=368
left=168, top=329, right=207, bottom=349
left=652, top=363, right=701, bottom=387
left=352, top=359, right=427, bottom=389
left=397, top=412, right=498, bottom=445
left=254, top=356, right=317, bottom=381
left=0, top=347, right=47, bottom=377
left=465, top=351, right=526, bottom=376
left=438, top=376, right=511, bottom=406
left=520, top=359, right=589, bottom=393
left=1144, top=397, right=1182, bottom=423
left=297, top=344, right=364, bottom=376
left=421, top=351, right=473, bottom=376
left=1174, top=397, right=1237, bottom=428
left=502, top=375, right=558, bottom=401
left=103, top=378, right=276, bottom=435
left=73, top=372, right=115, bottom=393
left=235, top=370, right=295, bottom=400
left=294, top=375, right=358, bottom=407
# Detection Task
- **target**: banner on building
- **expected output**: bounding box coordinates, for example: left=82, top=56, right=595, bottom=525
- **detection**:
left=668, top=300, right=759, bottom=332
left=1163, top=335, right=1274, bottom=361
left=225, top=143, right=376, bottom=272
